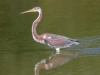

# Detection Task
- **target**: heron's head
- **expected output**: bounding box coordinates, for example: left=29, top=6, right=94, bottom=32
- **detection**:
left=20, top=6, right=41, bottom=14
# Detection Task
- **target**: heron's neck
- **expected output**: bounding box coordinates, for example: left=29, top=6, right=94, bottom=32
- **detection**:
left=32, top=10, right=43, bottom=42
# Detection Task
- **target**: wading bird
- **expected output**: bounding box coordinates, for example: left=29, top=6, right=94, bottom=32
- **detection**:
left=21, top=6, right=79, bottom=54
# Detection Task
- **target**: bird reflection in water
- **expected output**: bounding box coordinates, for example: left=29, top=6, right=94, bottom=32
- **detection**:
left=34, top=51, right=79, bottom=75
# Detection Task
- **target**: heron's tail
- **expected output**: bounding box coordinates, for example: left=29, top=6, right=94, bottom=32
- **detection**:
left=70, top=39, right=80, bottom=45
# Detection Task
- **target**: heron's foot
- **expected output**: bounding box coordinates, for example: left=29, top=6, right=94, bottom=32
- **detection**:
left=55, top=48, right=60, bottom=54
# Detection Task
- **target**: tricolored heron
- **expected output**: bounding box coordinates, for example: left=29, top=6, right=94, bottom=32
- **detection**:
left=21, top=6, right=79, bottom=54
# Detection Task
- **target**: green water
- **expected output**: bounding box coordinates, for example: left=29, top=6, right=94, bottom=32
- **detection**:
left=0, top=0, right=100, bottom=75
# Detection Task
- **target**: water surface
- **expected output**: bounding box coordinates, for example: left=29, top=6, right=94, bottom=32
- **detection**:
left=0, top=0, right=100, bottom=75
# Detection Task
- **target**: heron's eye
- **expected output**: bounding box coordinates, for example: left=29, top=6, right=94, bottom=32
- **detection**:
left=34, top=8, right=37, bottom=10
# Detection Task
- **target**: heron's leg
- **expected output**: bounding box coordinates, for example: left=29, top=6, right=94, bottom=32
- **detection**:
left=55, top=48, right=60, bottom=54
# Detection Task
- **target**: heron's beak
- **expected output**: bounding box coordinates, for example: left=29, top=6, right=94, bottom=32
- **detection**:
left=20, top=8, right=35, bottom=14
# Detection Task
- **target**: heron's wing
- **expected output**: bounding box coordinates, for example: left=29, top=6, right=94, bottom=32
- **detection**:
left=44, top=37, right=73, bottom=48
left=44, top=33, right=79, bottom=48
left=45, top=33, right=70, bottom=39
